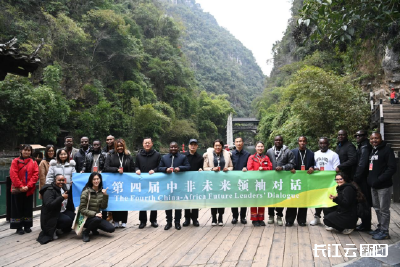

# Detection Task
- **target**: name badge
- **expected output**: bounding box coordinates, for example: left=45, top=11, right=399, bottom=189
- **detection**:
left=93, top=166, right=98, bottom=172
left=371, top=155, right=378, bottom=160
left=369, top=163, right=373, bottom=171
left=320, top=166, right=324, bottom=171
left=301, top=165, right=305, bottom=171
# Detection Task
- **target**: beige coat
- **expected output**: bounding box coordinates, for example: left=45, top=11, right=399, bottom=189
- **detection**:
left=38, top=160, right=50, bottom=199
left=203, top=148, right=233, bottom=171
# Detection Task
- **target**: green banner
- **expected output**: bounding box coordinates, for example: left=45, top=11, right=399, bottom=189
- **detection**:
left=73, top=170, right=337, bottom=210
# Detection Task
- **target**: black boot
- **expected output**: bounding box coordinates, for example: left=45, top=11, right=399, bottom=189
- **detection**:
left=82, top=230, right=90, bottom=242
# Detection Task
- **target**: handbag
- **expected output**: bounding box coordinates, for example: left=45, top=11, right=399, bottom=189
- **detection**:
left=72, top=190, right=91, bottom=236
left=11, top=185, right=22, bottom=194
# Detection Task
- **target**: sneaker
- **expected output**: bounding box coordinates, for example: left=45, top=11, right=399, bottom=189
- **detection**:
left=16, top=228, right=24, bottom=235
left=342, top=229, right=354, bottom=235
left=114, top=222, right=119, bottom=228
left=82, top=231, right=90, bottom=242
left=325, top=226, right=334, bottom=231
left=277, top=216, right=283, bottom=226
left=369, top=228, right=381, bottom=235
left=310, top=216, right=321, bottom=226
left=372, top=230, right=390, bottom=240
left=53, top=231, right=58, bottom=240
left=218, top=221, right=223, bottom=226
left=267, top=215, right=274, bottom=224
left=252, top=221, right=260, bottom=227
left=259, top=220, right=266, bottom=226
left=211, top=220, right=217, bottom=226
left=24, top=227, right=32, bottom=233
left=121, top=223, right=127, bottom=228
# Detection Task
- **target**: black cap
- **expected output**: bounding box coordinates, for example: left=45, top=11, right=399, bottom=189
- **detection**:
left=189, top=139, right=198, bottom=144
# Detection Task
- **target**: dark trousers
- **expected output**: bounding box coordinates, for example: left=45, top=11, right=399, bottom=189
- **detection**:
left=112, top=211, right=128, bottom=223
left=166, top=209, right=182, bottom=223
left=84, top=216, right=115, bottom=233
left=359, top=181, right=372, bottom=228
left=231, top=207, right=247, bottom=219
left=57, top=210, right=75, bottom=232
left=10, top=193, right=33, bottom=229
left=285, top=208, right=307, bottom=224
left=315, top=208, right=325, bottom=218
left=268, top=207, right=283, bottom=217
left=102, top=211, right=108, bottom=220
left=211, top=208, right=225, bottom=216
left=184, top=209, right=198, bottom=221
left=139, top=210, right=157, bottom=223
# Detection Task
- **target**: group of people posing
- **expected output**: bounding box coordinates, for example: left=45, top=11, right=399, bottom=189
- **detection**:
left=8, top=129, right=397, bottom=244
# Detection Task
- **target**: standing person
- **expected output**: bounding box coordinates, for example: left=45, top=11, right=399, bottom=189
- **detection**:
left=46, top=149, right=76, bottom=191
left=74, top=136, right=90, bottom=173
left=247, top=141, right=272, bottom=226
left=368, top=132, right=397, bottom=240
left=37, top=174, right=75, bottom=244
left=104, top=139, right=135, bottom=228
left=158, top=142, right=191, bottom=230
left=353, top=130, right=373, bottom=232
left=286, top=136, right=315, bottom=227
left=39, top=145, right=56, bottom=198
left=103, top=135, right=115, bottom=153
left=59, top=136, right=79, bottom=161
left=135, top=137, right=161, bottom=229
left=81, top=140, right=107, bottom=173
left=390, top=88, right=398, bottom=105
left=266, top=135, right=295, bottom=226
left=203, top=139, right=234, bottom=226
left=323, top=172, right=360, bottom=235
left=335, top=130, right=357, bottom=179
left=310, top=137, right=340, bottom=226
left=79, top=172, right=115, bottom=242
left=183, top=139, right=204, bottom=227
left=9, top=144, right=39, bottom=234
left=230, top=137, right=250, bottom=224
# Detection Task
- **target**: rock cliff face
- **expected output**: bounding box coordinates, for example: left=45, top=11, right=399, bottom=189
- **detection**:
left=382, top=47, right=400, bottom=90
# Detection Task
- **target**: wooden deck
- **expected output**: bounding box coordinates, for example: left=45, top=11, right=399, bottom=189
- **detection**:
left=1, top=203, right=400, bottom=267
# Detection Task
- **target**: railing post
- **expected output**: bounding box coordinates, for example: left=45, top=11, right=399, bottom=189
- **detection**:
left=379, top=99, right=384, bottom=139
left=369, top=83, right=374, bottom=111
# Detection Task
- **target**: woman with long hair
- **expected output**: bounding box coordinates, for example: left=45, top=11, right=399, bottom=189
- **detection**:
left=46, top=148, right=76, bottom=190
left=104, top=138, right=135, bottom=228
left=323, top=172, right=363, bottom=235
left=9, top=144, right=39, bottom=234
left=203, top=139, right=233, bottom=226
left=39, top=145, right=55, bottom=198
left=79, top=172, right=114, bottom=242
left=247, top=141, right=272, bottom=226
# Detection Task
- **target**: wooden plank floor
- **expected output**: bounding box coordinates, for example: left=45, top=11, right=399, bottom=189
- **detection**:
left=1, top=203, right=400, bottom=267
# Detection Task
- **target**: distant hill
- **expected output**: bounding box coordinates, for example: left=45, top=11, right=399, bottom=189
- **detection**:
left=163, top=0, right=265, bottom=116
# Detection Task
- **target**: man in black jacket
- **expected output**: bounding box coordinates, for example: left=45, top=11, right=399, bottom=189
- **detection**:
left=74, top=136, right=90, bottom=172
left=353, top=130, right=373, bottom=231
left=81, top=140, right=107, bottom=173
left=335, top=130, right=357, bottom=179
left=183, top=139, right=204, bottom=227
left=158, top=142, right=190, bottom=230
left=368, top=132, right=397, bottom=240
left=135, top=137, right=161, bottom=229
left=286, top=136, right=315, bottom=227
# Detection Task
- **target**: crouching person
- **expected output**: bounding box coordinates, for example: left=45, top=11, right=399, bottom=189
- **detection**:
left=37, top=174, right=75, bottom=244
left=323, top=172, right=360, bottom=235
left=79, top=172, right=115, bottom=242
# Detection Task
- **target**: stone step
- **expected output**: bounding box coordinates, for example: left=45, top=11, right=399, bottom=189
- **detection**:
left=383, top=113, right=400, bottom=119
left=384, top=119, right=400, bottom=123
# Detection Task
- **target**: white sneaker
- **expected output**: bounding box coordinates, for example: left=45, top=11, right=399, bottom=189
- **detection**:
left=211, top=221, right=217, bottom=226
left=267, top=215, right=274, bottom=224
left=310, top=216, right=321, bottom=226
left=218, top=221, right=223, bottom=226
left=53, top=231, right=58, bottom=240
left=277, top=216, right=283, bottom=226
left=121, top=223, right=127, bottom=228
left=114, top=222, right=119, bottom=228
left=325, top=226, right=333, bottom=231
left=342, top=229, right=354, bottom=235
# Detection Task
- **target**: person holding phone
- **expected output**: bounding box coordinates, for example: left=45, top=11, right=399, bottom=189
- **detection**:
left=79, top=172, right=115, bottom=242
left=104, top=139, right=135, bottom=228
left=37, top=174, right=75, bottom=244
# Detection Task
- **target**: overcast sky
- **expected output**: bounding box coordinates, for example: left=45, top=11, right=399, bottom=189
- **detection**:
left=195, top=0, right=292, bottom=76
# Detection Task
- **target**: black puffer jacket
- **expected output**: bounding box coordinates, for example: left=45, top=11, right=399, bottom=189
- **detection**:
left=336, top=140, right=357, bottom=178
left=353, top=139, right=372, bottom=185
left=37, top=184, right=73, bottom=244
left=367, top=141, right=397, bottom=189
left=324, top=183, right=358, bottom=229
left=135, top=149, right=161, bottom=173
left=104, top=151, right=135, bottom=173
left=73, top=147, right=91, bottom=172
left=82, top=150, right=107, bottom=173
